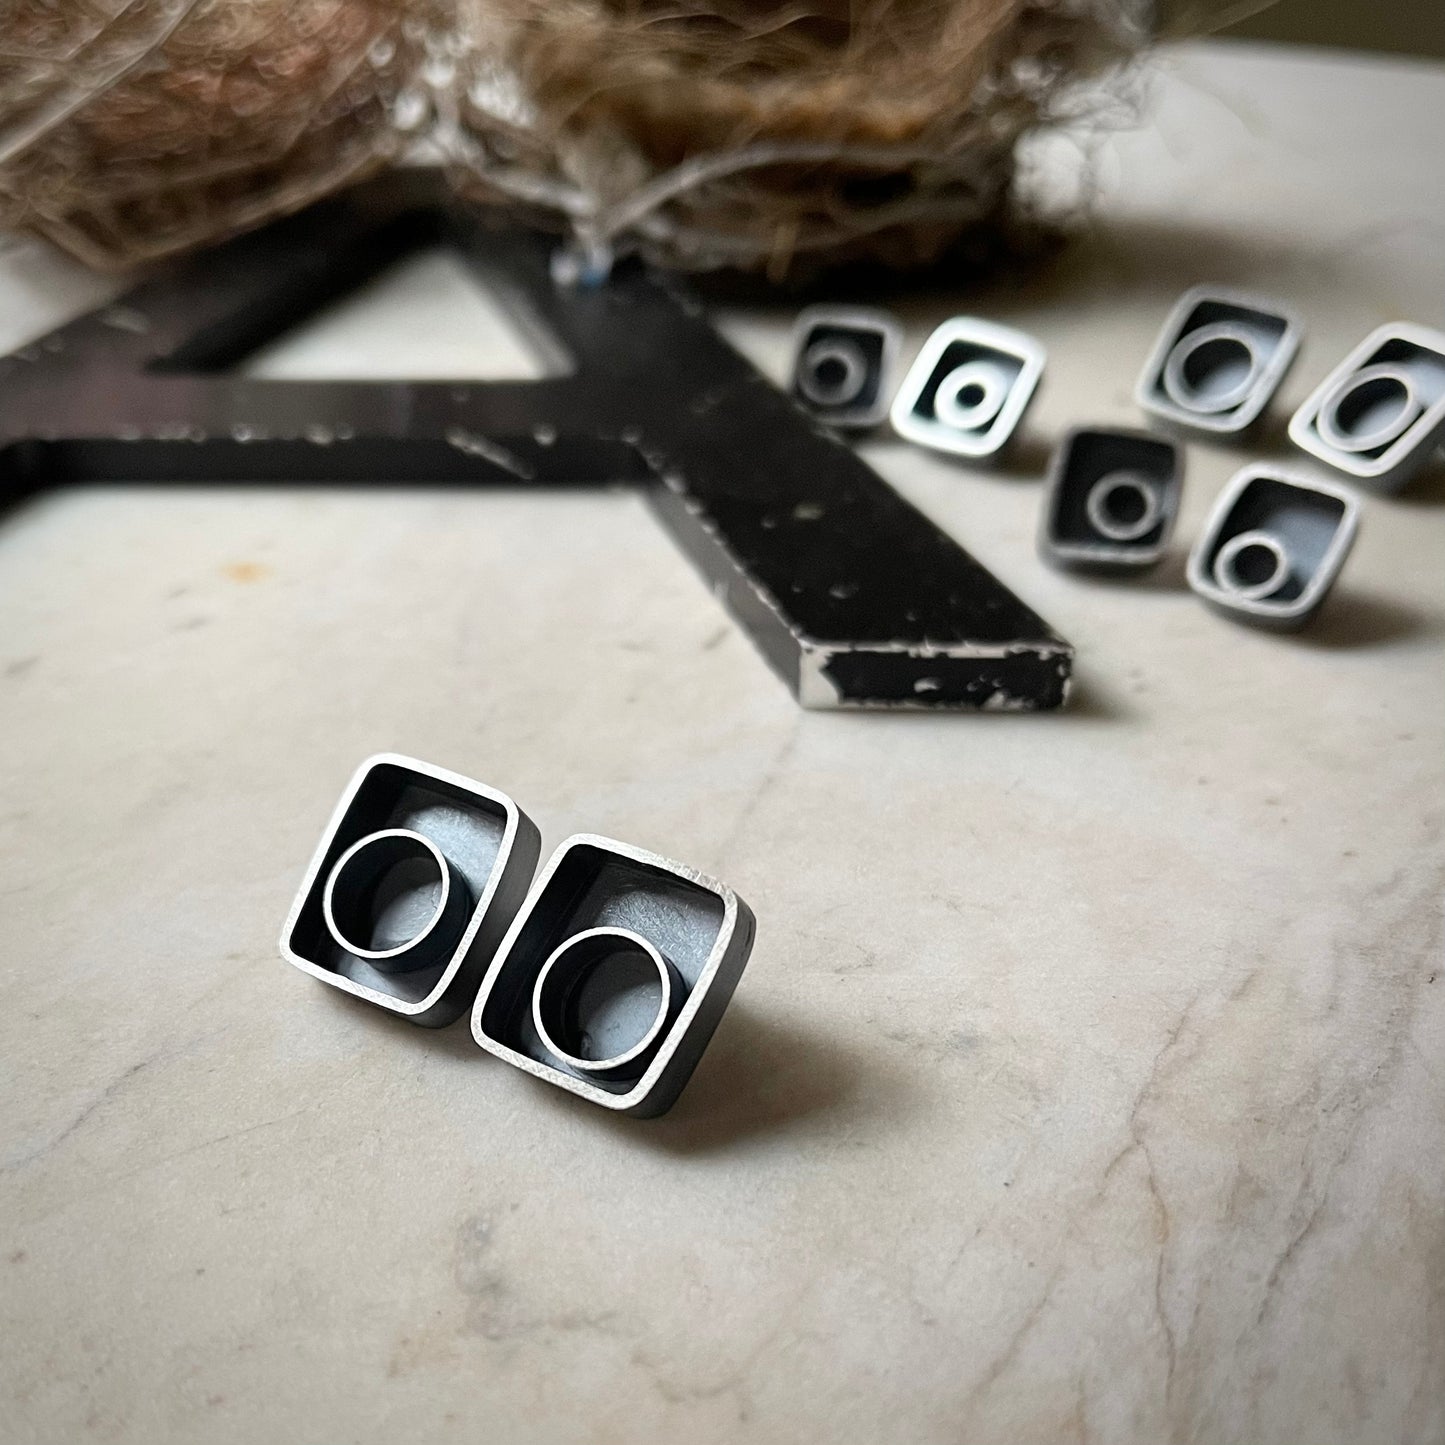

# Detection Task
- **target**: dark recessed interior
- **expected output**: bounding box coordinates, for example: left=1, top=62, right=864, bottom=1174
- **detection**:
left=1152, top=298, right=1287, bottom=417
left=795, top=324, right=884, bottom=411
left=286, top=761, right=507, bottom=1004
left=1328, top=373, right=1412, bottom=443
left=478, top=842, right=725, bottom=1095
left=1098, top=481, right=1148, bottom=528
left=1200, top=475, right=1348, bottom=605
left=1048, top=430, right=1178, bottom=555
left=327, top=832, right=447, bottom=957
left=917, top=340, right=1023, bottom=431
left=810, top=351, right=854, bottom=398
left=1178, top=333, right=1256, bottom=406
left=1225, top=540, right=1281, bottom=589
left=534, top=932, right=672, bottom=1070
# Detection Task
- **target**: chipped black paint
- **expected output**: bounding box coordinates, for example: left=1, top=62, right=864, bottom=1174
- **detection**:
left=0, top=175, right=1072, bottom=710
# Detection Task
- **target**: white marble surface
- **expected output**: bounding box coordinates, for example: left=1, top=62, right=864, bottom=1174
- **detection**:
left=2, top=41, right=1443, bottom=1445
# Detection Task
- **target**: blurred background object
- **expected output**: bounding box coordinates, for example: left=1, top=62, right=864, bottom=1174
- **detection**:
left=0, top=0, right=1145, bottom=276
left=448, top=0, right=1140, bottom=281
left=0, top=0, right=1438, bottom=280
left=0, top=0, right=435, bottom=268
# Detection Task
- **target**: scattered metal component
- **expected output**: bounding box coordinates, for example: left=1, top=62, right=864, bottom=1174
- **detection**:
left=0, top=175, right=1072, bottom=711
left=1039, top=426, right=1182, bottom=572
left=280, top=753, right=541, bottom=1027
left=1288, top=321, right=1445, bottom=491
left=472, top=834, right=756, bottom=1117
left=889, top=316, right=1045, bottom=460
left=790, top=305, right=902, bottom=429
left=1136, top=286, right=1301, bottom=435
left=1187, top=465, right=1360, bottom=629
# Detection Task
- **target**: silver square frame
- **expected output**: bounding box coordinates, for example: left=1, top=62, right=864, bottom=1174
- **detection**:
left=790, top=304, right=902, bottom=429
left=1186, top=465, right=1360, bottom=629
left=1287, top=321, right=1445, bottom=491
left=889, top=317, right=1045, bottom=459
left=471, top=834, right=755, bottom=1117
left=1136, top=285, right=1302, bottom=435
left=279, top=753, right=540, bottom=1027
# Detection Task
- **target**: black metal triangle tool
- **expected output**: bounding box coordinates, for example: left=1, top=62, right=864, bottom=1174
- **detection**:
left=0, top=175, right=1071, bottom=710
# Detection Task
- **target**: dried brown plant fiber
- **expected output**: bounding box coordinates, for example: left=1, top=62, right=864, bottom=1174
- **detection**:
left=0, top=0, right=1142, bottom=277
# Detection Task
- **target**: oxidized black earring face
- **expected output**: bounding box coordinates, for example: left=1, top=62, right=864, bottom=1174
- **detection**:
left=279, top=754, right=541, bottom=1027
left=790, top=305, right=902, bottom=430
left=471, top=834, right=755, bottom=1118
left=1137, top=286, right=1301, bottom=436
left=1039, top=427, right=1182, bottom=573
left=1186, top=465, right=1360, bottom=629
left=281, top=757, right=757, bottom=1115
left=1289, top=322, right=1445, bottom=491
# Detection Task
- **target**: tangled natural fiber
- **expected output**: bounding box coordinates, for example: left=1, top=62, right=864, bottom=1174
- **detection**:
left=452, top=0, right=1140, bottom=279
left=0, top=0, right=432, bottom=267
left=0, top=0, right=1142, bottom=277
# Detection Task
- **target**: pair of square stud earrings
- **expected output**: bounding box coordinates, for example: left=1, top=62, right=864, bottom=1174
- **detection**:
left=279, top=754, right=756, bottom=1118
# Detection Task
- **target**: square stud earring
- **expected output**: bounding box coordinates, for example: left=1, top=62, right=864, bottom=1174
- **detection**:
left=471, top=835, right=756, bottom=1117
left=1039, top=426, right=1183, bottom=574
left=1288, top=322, right=1445, bottom=492
left=890, top=317, right=1045, bottom=461
left=1136, top=286, right=1301, bottom=437
left=790, top=305, right=902, bottom=430
left=279, top=754, right=541, bottom=1027
left=1187, top=466, right=1360, bottom=630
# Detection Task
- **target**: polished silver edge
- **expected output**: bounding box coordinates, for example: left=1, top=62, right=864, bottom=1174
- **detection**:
left=1136, top=284, right=1303, bottom=435
left=1185, top=464, right=1361, bottom=621
left=279, top=751, right=525, bottom=1017
left=471, top=833, right=744, bottom=1112
left=889, top=316, right=1046, bottom=458
left=1287, top=320, right=1445, bottom=485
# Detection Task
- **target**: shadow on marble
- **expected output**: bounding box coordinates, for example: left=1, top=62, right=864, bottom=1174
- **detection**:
left=1032, top=215, right=1339, bottom=314
left=979, top=429, right=1053, bottom=484
left=314, top=984, right=483, bottom=1062
left=1055, top=548, right=1190, bottom=594
left=1061, top=676, right=1135, bottom=721
left=524, top=1001, right=895, bottom=1157
left=1247, top=410, right=1302, bottom=461
left=1388, top=459, right=1445, bottom=507
left=311, top=984, right=893, bottom=1155
left=1232, top=414, right=1445, bottom=510
left=1294, top=589, right=1436, bottom=650
left=868, top=215, right=1310, bottom=327
left=0, top=476, right=57, bottom=530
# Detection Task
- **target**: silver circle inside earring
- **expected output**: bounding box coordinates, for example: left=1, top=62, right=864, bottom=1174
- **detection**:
left=531, top=927, right=683, bottom=1081
left=323, top=828, right=470, bottom=973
